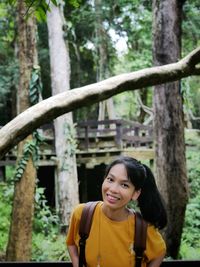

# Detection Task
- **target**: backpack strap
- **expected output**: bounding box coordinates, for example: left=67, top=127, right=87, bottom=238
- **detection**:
left=134, top=211, right=148, bottom=267
left=78, top=201, right=99, bottom=267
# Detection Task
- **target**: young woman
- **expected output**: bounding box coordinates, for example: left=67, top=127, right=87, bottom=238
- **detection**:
left=66, top=156, right=167, bottom=267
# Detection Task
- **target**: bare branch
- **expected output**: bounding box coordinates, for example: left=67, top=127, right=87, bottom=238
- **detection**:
left=0, top=47, right=200, bottom=158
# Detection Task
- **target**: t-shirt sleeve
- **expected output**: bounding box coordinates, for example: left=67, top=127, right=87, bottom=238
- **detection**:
left=66, top=204, right=84, bottom=246
left=145, top=225, right=166, bottom=262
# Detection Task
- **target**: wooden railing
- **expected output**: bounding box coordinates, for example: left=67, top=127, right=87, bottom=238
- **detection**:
left=0, top=120, right=154, bottom=168
left=76, top=119, right=153, bottom=150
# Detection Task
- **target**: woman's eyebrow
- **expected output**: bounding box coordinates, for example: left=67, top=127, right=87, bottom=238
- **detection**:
left=107, top=173, right=115, bottom=177
left=108, top=173, right=130, bottom=182
left=121, top=179, right=131, bottom=183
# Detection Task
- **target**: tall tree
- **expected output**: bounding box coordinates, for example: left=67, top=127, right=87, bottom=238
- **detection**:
left=95, top=0, right=116, bottom=122
left=152, top=0, right=188, bottom=258
left=47, top=0, right=79, bottom=228
left=6, top=0, right=37, bottom=260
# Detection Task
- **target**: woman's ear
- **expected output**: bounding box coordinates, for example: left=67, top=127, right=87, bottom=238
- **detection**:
left=132, top=189, right=141, bottom=201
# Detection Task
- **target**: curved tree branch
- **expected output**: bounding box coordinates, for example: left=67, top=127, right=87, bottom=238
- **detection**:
left=0, top=47, right=200, bottom=158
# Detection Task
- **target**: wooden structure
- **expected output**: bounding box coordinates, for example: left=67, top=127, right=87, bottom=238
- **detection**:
left=75, top=119, right=154, bottom=168
left=0, top=120, right=154, bottom=204
left=0, top=120, right=154, bottom=170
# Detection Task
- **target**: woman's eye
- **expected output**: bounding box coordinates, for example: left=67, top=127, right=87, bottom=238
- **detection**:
left=106, top=177, right=113, bottom=182
left=121, top=183, right=129, bottom=188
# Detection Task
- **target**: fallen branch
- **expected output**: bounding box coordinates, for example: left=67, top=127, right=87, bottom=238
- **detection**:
left=0, top=47, right=200, bottom=158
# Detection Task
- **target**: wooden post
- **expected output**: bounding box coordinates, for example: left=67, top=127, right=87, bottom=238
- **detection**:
left=115, top=121, right=123, bottom=149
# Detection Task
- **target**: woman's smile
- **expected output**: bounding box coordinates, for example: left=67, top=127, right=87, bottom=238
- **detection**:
left=106, top=193, right=120, bottom=203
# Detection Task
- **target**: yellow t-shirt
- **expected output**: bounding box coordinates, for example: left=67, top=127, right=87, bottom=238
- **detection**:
left=66, top=202, right=166, bottom=267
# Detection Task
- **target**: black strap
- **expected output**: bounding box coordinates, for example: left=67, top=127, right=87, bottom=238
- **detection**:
left=79, top=201, right=99, bottom=267
left=134, top=211, right=148, bottom=267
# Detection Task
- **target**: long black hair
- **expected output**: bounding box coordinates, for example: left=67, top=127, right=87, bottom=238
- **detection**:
left=104, top=156, right=167, bottom=229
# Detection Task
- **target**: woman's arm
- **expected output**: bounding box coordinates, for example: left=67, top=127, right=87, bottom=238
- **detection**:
left=67, top=245, right=79, bottom=267
left=147, top=253, right=165, bottom=267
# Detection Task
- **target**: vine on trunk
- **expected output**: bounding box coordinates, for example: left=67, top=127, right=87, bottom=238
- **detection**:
left=14, top=66, right=44, bottom=182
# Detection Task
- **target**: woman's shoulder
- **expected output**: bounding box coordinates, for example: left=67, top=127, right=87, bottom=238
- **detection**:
left=72, top=201, right=102, bottom=220
left=71, top=203, right=85, bottom=220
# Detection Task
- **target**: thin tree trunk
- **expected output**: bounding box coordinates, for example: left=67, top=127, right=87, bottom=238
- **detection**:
left=95, top=0, right=116, bottom=123
left=47, top=1, right=79, bottom=228
left=6, top=0, right=37, bottom=260
left=137, top=89, right=148, bottom=123
left=152, top=0, right=188, bottom=258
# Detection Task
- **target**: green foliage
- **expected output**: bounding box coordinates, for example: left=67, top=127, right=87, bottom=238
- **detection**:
left=182, top=1, right=200, bottom=54
left=14, top=140, right=38, bottom=181
left=113, top=91, right=138, bottom=120
left=0, top=2, right=19, bottom=125
left=182, top=196, right=200, bottom=246
left=14, top=142, right=34, bottom=180
left=186, top=152, right=200, bottom=198
left=14, top=130, right=44, bottom=182
left=34, top=187, right=59, bottom=234
left=0, top=177, right=68, bottom=261
left=8, top=0, right=55, bottom=21
left=179, top=242, right=200, bottom=260
left=179, top=137, right=200, bottom=259
left=29, top=65, right=43, bottom=105
left=32, top=232, right=69, bottom=261
left=8, top=0, right=81, bottom=22
left=0, top=183, right=13, bottom=252
left=180, top=194, right=200, bottom=259
left=32, top=185, right=68, bottom=261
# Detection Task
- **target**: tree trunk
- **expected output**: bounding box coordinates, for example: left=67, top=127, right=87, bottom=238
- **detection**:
left=95, top=0, right=116, bottom=122
left=152, top=0, right=188, bottom=258
left=47, top=1, right=79, bottom=228
left=137, top=89, right=148, bottom=123
left=6, top=0, right=37, bottom=260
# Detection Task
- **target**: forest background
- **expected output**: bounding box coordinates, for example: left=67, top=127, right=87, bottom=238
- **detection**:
left=0, top=0, right=200, bottom=262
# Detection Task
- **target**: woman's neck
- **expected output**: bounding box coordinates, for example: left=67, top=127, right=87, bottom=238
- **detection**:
left=101, top=203, right=129, bottom=221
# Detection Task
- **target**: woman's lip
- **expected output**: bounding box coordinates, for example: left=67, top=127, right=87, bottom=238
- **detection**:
left=106, top=193, right=120, bottom=203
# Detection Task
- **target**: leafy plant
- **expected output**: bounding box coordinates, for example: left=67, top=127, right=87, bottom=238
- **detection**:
left=33, top=187, right=59, bottom=235
left=29, top=65, right=43, bottom=106
left=32, top=232, right=69, bottom=261
left=0, top=182, right=13, bottom=252
left=179, top=140, right=200, bottom=258
left=32, top=185, right=68, bottom=261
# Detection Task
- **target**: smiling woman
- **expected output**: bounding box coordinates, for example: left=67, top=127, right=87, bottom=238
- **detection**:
left=66, top=156, right=167, bottom=267
left=101, top=163, right=141, bottom=220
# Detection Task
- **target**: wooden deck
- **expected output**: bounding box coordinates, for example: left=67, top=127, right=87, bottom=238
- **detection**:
left=76, top=119, right=154, bottom=167
left=0, top=120, right=154, bottom=169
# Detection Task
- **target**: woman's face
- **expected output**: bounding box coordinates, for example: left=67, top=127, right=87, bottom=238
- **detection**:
left=102, top=163, right=140, bottom=210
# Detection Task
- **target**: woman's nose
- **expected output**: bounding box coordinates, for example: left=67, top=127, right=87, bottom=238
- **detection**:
left=110, top=183, right=119, bottom=193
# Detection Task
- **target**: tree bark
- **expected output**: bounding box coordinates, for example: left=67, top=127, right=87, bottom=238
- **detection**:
left=0, top=46, right=199, bottom=158
left=152, top=0, right=189, bottom=258
left=137, top=89, right=148, bottom=123
left=6, top=0, right=37, bottom=260
left=95, top=0, right=116, bottom=122
left=47, top=1, right=79, bottom=228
